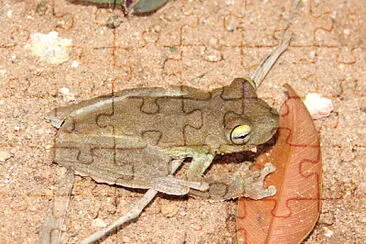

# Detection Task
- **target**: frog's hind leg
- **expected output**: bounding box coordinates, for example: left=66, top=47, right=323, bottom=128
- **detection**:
left=152, top=157, right=210, bottom=195
left=152, top=175, right=209, bottom=195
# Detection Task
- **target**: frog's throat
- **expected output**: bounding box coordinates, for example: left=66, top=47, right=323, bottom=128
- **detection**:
left=218, top=144, right=257, bottom=154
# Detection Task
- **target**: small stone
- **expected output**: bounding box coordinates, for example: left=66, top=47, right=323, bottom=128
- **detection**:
left=319, top=212, right=335, bottom=225
left=309, top=50, right=316, bottom=59
left=0, top=150, right=13, bottom=162
left=323, top=226, right=334, bottom=237
left=59, top=87, right=75, bottom=102
left=358, top=216, right=366, bottom=223
left=343, top=29, right=351, bottom=35
left=191, top=223, right=202, bottom=231
left=44, top=189, right=54, bottom=198
left=122, top=236, right=131, bottom=242
left=59, top=87, right=70, bottom=95
left=35, top=1, right=48, bottom=16
left=92, top=218, right=107, bottom=228
left=71, top=60, right=79, bottom=68
left=107, top=15, right=123, bottom=29
left=226, top=24, right=234, bottom=32
left=153, top=25, right=161, bottom=32
left=206, top=54, right=222, bottom=62
left=203, top=49, right=223, bottom=62
left=160, top=202, right=179, bottom=218
left=26, top=31, right=72, bottom=65
left=355, top=182, right=366, bottom=196
left=304, top=93, right=333, bottom=119
left=14, top=125, right=21, bottom=131
left=208, top=37, right=219, bottom=48
left=169, top=46, right=177, bottom=52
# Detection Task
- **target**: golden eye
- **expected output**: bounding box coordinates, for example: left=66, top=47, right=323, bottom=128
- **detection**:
left=230, top=125, right=251, bottom=144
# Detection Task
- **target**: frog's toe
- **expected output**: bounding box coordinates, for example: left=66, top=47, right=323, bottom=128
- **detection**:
left=264, top=185, right=277, bottom=197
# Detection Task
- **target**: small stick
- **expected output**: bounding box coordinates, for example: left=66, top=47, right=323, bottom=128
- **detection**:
left=250, top=0, right=301, bottom=88
left=250, top=31, right=293, bottom=88
left=80, top=189, right=158, bottom=244
left=38, top=169, right=75, bottom=244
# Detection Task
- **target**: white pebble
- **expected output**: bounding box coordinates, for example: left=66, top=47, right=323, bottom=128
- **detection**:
left=59, top=87, right=75, bottom=102
left=7, top=10, right=13, bottom=18
left=0, top=150, right=13, bottom=162
left=0, top=69, right=7, bottom=76
left=206, top=55, right=221, bottom=62
left=59, top=87, right=70, bottom=95
left=304, top=93, right=333, bottom=119
left=92, top=218, right=107, bottom=228
left=26, top=31, right=72, bottom=65
left=343, top=29, right=351, bottom=35
left=323, top=226, right=334, bottom=237
left=14, top=125, right=21, bottom=131
left=226, top=24, right=234, bottom=32
left=71, top=60, right=79, bottom=68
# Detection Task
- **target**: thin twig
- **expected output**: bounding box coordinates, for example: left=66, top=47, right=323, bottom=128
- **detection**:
left=80, top=189, right=158, bottom=244
left=250, top=0, right=301, bottom=87
left=38, top=169, right=74, bottom=244
left=250, top=31, right=292, bottom=88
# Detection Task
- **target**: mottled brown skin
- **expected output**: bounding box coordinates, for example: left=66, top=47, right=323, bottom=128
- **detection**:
left=49, top=78, right=278, bottom=199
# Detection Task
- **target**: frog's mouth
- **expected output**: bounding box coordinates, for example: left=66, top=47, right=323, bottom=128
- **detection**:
left=218, top=143, right=257, bottom=155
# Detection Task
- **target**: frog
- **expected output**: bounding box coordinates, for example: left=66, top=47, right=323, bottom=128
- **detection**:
left=47, top=77, right=278, bottom=200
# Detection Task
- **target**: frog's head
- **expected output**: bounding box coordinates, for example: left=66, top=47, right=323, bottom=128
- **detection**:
left=224, top=108, right=279, bottom=147
left=220, top=78, right=279, bottom=153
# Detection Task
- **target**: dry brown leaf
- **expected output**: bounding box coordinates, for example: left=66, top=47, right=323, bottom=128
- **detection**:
left=236, top=84, right=322, bottom=244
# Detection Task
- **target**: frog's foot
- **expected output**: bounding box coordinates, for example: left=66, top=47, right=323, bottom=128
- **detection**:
left=191, top=162, right=276, bottom=200
left=231, top=162, right=276, bottom=200
left=152, top=176, right=209, bottom=195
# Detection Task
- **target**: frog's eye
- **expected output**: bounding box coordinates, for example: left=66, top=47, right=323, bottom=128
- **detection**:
left=230, top=125, right=251, bottom=145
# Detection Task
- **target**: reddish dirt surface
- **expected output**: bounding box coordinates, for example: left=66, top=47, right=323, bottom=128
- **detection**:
left=0, top=0, right=365, bottom=243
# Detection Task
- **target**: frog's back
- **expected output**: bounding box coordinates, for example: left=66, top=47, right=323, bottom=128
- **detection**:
left=51, top=86, right=206, bottom=189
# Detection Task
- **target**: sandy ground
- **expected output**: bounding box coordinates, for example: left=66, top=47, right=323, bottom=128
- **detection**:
left=0, top=0, right=365, bottom=243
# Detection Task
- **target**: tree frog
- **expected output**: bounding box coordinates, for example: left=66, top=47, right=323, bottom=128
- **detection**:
left=48, top=77, right=278, bottom=200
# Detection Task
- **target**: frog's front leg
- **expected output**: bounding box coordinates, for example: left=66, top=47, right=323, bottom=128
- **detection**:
left=187, top=152, right=214, bottom=180
left=151, top=158, right=209, bottom=195
left=164, top=147, right=214, bottom=181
